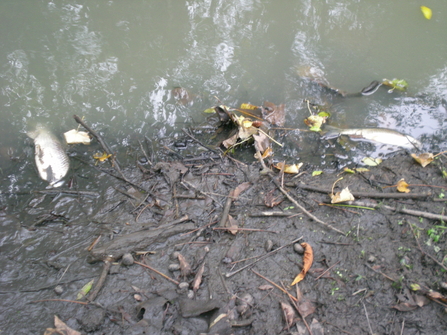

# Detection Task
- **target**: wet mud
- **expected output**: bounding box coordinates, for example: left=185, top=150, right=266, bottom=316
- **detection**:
left=1, top=139, right=447, bottom=334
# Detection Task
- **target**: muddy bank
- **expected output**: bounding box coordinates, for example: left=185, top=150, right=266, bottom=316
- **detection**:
left=1, top=140, right=447, bottom=334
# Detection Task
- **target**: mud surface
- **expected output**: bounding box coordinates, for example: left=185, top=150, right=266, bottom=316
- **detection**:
left=1, top=139, right=447, bottom=334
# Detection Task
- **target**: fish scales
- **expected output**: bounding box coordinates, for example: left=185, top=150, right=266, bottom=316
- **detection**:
left=28, top=125, right=70, bottom=186
left=323, top=126, right=421, bottom=149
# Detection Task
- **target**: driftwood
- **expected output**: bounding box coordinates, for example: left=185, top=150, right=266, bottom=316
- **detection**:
left=89, top=221, right=194, bottom=262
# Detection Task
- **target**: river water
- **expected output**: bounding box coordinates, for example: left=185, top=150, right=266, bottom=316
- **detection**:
left=1, top=1, right=447, bottom=186
left=1, top=1, right=447, bottom=332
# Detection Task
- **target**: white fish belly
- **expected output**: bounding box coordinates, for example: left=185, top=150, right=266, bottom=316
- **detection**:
left=33, top=130, right=70, bottom=185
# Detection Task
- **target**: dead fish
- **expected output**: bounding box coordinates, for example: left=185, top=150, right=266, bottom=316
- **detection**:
left=27, top=124, right=70, bottom=187
left=322, top=125, right=421, bottom=149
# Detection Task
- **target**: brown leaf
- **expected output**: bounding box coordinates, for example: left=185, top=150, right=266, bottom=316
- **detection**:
left=263, top=102, right=286, bottom=127
left=291, top=242, right=313, bottom=285
left=233, top=182, right=251, bottom=199
left=331, top=187, right=355, bottom=203
left=264, top=189, right=283, bottom=208
left=253, top=132, right=271, bottom=154
left=258, top=284, right=274, bottom=291
left=392, top=302, right=418, bottom=312
left=192, top=262, right=205, bottom=293
left=273, top=162, right=303, bottom=174
left=48, top=315, right=82, bottom=335
left=298, top=299, right=316, bottom=318
left=177, top=253, right=192, bottom=277
left=411, top=153, right=434, bottom=167
left=280, top=301, right=296, bottom=328
left=227, top=215, right=238, bottom=235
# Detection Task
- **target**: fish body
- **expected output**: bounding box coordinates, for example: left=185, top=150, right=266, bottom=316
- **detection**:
left=27, top=124, right=70, bottom=186
left=323, top=125, right=421, bottom=149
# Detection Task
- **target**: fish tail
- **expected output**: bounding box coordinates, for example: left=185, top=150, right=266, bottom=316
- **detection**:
left=321, top=125, right=342, bottom=139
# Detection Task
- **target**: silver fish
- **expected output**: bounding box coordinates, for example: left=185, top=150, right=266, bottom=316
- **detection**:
left=27, top=124, right=70, bottom=186
left=322, top=125, right=421, bottom=149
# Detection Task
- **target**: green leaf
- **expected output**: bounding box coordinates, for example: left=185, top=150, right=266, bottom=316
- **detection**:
left=318, top=111, right=331, bottom=118
left=312, top=170, right=323, bottom=176
left=382, top=78, right=408, bottom=92
left=76, top=279, right=94, bottom=300
left=203, top=107, right=216, bottom=114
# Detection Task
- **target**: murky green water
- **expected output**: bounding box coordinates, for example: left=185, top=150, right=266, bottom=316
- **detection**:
left=1, top=1, right=447, bottom=332
left=1, top=1, right=447, bottom=183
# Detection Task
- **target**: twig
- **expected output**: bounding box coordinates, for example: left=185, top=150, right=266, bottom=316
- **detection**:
left=295, top=183, right=432, bottom=199
left=35, top=189, right=99, bottom=197
left=138, top=139, right=152, bottom=166
left=87, top=258, right=112, bottom=301
left=73, top=115, right=126, bottom=180
left=182, top=128, right=220, bottom=154
left=315, top=260, right=340, bottom=280
left=219, top=189, right=235, bottom=227
left=251, top=270, right=297, bottom=302
left=255, top=149, right=345, bottom=235
left=365, top=264, right=397, bottom=282
left=225, top=236, right=303, bottom=278
left=353, top=200, right=447, bottom=222
left=362, top=301, right=374, bottom=335
left=134, top=261, right=180, bottom=285
left=213, top=227, right=278, bottom=233
left=30, top=298, right=89, bottom=305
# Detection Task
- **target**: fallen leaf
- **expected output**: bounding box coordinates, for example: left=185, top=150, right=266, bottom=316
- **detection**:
left=64, top=129, right=91, bottom=145
left=44, top=315, right=81, bottom=335
left=253, top=132, right=271, bottom=155
left=298, top=299, right=316, bottom=318
left=76, top=279, right=94, bottom=300
left=291, top=242, right=313, bottom=285
left=93, top=152, right=112, bottom=162
left=355, top=167, right=370, bottom=173
left=382, top=78, right=408, bottom=92
left=304, top=114, right=326, bottom=132
left=192, top=262, right=205, bottom=293
left=263, top=101, right=286, bottom=127
left=396, top=178, right=410, bottom=193
left=240, top=103, right=259, bottom=110
left=411, top=153, right=434, bottom=167
left=258, top=284, right=274, bottom=291
left=343, top=167, right=356, bottom=174
left=233, top=182, right=251, bottom=199
left=312, top=170, right=323, bottom=176
left=177, top=253, right=192, bottom=277
left=227, top=215, right=238, bottom=235
left=310, top=318, right=324, bottom=335
left=331, top=187, right=355, bottom=204
left=222, top=132, right=238, bottom=148
left=264, top=189, right=283, bottom=208
left=362, top=157, right=382, bottom=166
left=280, top=301, right=296, bottom=329
left=273, top=162, right=303, bottom=174
left=421, top=6, right=432, bottom=20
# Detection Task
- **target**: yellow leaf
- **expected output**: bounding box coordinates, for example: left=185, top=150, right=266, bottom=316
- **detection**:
left=331, top=187, right=355, bottom=204
left=304, top=115, right=326, bottom=132
left=362, top=157, right=382, bottom=166
left=411, top=153, right=434, bottom=167
left=312, top=170, right=323, bottom=176
left=261, top=146, right=273, bottom=159
left=396, top=178, right=410, bottom=193
left=421, top=6, right=432, bottom=20
left=291, top=243, right=313, bottom=285
left=240, top=103, right=259, bottom=110
left=355, top=168, right=370, bottom=173
left=343, top=167, right=356, bottom=174
left=273, top=162, right=303, bottom=174
left=93, top=152, right=112, bottom=162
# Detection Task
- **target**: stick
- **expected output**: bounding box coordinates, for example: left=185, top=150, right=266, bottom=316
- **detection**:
left=353, top=200, right=447, bottom=222
left=295, top=183, right=431, bottom=199
left=182, top=128, right=220, bottom=154
left=362, top=301, right=374, bottom=335
left=87, top=258, right=112, bottom=301
left=225, top=236, right=303, bottom=277
left=73, top=115, right=126, bottom=180
left=219, top=189, right=234, bottom=227
left=134, top=261, right=180, bottom=285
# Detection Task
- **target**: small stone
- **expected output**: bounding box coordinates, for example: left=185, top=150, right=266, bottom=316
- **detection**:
left=171, top=251, right=180, bottom=260
left=178, top=282, right=189, bottom=290
left=168, top=263, right=181, bottom=272
left=54, top=285, right=64, bottom=295
left=367, top=255, right=376, bottom=263
left=264, top=239, right=273, bottom=252
left=293, top=243, right=304, bottom=254
left=122, top=253, right=134, bottom=266
left=187, top=290, right=195, bottom=299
